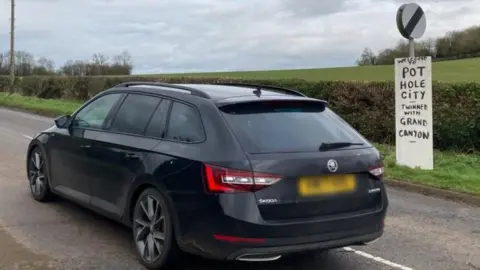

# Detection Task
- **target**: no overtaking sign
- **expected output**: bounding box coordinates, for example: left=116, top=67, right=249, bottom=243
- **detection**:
left=396, top=3, right=426, bottom=40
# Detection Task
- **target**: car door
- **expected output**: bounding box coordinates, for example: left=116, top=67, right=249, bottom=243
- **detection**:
left=88, top=93, right=170, bottom=219
left=48, top=92, right=124, bottom=205
left=149, top=100, right=207, bottom=190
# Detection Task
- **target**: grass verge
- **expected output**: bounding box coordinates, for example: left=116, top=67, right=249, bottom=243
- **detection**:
left=0, top=92, right=82, bottom=117
left=1, top=92, right=478, bottom=196
left=376, top=144, right=479, bottom=196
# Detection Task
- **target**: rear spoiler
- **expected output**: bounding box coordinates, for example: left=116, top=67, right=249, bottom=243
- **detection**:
left=213, top=82, right=307, bottom=97
left=216, top=98, right=329, bottom=113
left=216, top=97, right=328, bottom=107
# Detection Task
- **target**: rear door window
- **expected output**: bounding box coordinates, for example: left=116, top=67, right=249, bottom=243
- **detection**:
left=165, top=102, right=205, bottom=143
left=219, top=100, right=369, bottom=153
left=109, top=94, right=161, bottom=135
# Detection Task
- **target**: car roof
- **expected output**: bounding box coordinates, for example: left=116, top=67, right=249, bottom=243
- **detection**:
left=105, top=82, right=326, bottom=105
left=174, top=84, right=292, bottom=100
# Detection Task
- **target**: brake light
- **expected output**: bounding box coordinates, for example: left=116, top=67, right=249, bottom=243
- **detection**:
left=204, top=164, right=281, bottom=193
left=368, top=164, right=384, bottom=179
left=213, top=234, right=266, bottom=244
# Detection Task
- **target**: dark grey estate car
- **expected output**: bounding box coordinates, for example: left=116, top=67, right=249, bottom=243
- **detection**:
left=26, top=81, right=388, bottom=269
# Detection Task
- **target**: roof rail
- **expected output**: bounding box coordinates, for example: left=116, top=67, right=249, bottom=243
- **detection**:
left=213, top=82, right=307, bottom=97
left=114, top=81, right=211, bottom=99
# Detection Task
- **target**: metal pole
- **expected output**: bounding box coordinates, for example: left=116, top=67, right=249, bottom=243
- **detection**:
left=9, top=0, right=15, bottom=94
left=408, top=38, right=415, bottom=57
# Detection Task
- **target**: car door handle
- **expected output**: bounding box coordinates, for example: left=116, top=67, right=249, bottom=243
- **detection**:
left=80, top=144, right=91, bottom=149
left=124, top=153, right=139, bottom=160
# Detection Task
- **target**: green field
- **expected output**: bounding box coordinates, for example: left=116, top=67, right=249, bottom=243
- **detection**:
left=147, top=58, right=480, bottom=82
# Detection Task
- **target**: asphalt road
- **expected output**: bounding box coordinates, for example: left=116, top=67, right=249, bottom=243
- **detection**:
left=0, top=107, right=479, bottom=270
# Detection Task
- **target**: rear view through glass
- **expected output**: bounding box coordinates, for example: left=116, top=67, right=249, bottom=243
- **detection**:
left=220, top=100, right=371, bottom=154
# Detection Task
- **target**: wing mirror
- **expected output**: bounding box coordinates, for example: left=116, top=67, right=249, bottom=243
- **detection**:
left=54, top=115, right=71, bottom=129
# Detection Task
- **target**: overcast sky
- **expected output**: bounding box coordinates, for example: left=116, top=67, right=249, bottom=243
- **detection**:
left=0, top=0, right=479, bottom=74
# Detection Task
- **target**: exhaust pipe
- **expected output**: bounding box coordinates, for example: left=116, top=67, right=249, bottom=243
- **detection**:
left=236, top=253, right=282, bottom=262
left=358, top=237, right=380, bottom=246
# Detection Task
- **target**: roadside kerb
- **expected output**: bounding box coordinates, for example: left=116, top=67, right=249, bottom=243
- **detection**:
left=385, top=179, right=480, bottom=207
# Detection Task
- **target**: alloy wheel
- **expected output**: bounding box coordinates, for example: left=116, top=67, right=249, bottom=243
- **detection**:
left=28, top=151, right=46, bottom=197
left=134, top=194, right=166, bottom=263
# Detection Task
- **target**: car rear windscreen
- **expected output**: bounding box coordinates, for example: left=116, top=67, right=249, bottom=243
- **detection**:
left=219, top=100, right=370, bottom=154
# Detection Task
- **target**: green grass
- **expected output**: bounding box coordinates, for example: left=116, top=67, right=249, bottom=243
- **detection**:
left=145, top=57, right=480, bottom=83
left=0, top=93, right=82, bottom=117
left=0, top=92, right=478, bottom=196
left=377, top=144, right=479, bottom=196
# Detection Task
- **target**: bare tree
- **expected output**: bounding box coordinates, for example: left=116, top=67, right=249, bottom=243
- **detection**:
left=113, top=50, right=133, bottom=67
left=111, top=50, right=133, bottom=75
left=15, top=50, right=35, bottom=76
left=0, top=49, right=135, bottom=76
left=356, top=47, right=377, bottom=66
left=357, top=25, right=480, bottom=64
left=33, top=57, right=56, bottom=75
left=0, top=53, right=6, bottom=74
left=58, top=50, right=134, bottom=76
left=92, top=53, right=109, bottom=66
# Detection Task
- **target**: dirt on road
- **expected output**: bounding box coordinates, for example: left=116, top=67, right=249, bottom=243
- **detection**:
left=0, top=226, right=53, bottom=270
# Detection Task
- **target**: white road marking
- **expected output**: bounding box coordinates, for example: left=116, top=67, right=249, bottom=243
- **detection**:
left=0, top=107, right=52, bottom=123
left=343, top=247, right=415, bottom=270
left=22, top=134, right=33, bottom=140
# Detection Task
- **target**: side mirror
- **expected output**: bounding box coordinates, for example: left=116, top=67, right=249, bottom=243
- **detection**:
left=54, top=115, right=71, bottom=129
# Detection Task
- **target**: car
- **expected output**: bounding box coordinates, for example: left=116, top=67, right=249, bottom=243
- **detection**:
left=25, top=81, right=388, bottom=269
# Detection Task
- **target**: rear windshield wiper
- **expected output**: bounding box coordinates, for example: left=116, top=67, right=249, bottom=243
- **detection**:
left=319, top=142, right=365, bottom=151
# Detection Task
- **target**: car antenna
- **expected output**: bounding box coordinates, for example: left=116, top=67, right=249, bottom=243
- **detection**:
left=253, top=87, right=261, bottom=97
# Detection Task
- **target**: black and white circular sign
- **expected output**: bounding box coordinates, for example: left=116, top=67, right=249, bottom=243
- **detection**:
left=396, top=3, right=427, bottom=39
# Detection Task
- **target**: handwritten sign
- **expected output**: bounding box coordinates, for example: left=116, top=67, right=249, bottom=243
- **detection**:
left=394, top=56, right=433, bottom=170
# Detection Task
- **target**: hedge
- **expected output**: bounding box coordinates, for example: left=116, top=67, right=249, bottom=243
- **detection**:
left=0, top=75, right=479, bottom=153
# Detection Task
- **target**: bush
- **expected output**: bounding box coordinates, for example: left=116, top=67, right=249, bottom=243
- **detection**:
left=0, top=75, right=479, bottom=152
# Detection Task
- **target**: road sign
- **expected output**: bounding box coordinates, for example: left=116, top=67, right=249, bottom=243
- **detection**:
left=394, top=56, right=433, bottom=170
left=396, top=3, right=427, bottom=40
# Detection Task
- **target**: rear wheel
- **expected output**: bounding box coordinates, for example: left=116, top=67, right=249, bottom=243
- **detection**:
left=27, top=147, right=54, bottom=202
left=132, top=188, right=179, bottom=269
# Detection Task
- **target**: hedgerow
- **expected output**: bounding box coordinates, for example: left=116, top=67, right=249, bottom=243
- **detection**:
left=1, top=75, right=478, bottom=152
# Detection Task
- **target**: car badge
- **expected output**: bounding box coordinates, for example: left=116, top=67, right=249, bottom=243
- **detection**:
left=327, top=159, right=338, bottom=172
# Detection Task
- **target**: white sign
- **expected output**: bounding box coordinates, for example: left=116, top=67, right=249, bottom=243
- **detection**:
left=394, top=56, right=433, bottom=170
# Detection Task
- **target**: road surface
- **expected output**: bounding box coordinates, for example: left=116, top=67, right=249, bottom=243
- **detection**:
left=0, top=107, right=479, bottom=270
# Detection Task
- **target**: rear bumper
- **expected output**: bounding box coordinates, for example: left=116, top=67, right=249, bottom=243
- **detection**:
left=226, top=229, right=383, bottom=260
left=178, top=218, right=384, bottom=260
left=171, top=190, right=387, bottom=260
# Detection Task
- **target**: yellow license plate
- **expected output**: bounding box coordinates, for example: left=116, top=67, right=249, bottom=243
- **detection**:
left=297, top=174, right=356, bottom=197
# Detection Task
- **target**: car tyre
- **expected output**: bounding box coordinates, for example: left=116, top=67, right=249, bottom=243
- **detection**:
left=132, top=188, right=179, bottom=269
left=27, top=147, right=55, bottom=202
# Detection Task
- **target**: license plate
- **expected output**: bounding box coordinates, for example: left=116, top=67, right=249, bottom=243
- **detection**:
left=297, top=174, right=356, bottom=197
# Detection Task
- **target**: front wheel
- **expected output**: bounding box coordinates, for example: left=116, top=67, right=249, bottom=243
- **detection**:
left=27, top=147, right=55, bottom=202
left=132, top=188, right=179, bottom=269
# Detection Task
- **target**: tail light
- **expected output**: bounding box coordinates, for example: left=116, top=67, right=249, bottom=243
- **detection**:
left=368, top=164, right=384, bottom=180
left=204, top=164, right=281, bottom=193
left=213, top=234, right=266, bottom=244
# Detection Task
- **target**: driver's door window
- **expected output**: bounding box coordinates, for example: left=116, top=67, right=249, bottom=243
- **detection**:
left=72, top=93, right=123, bottom=129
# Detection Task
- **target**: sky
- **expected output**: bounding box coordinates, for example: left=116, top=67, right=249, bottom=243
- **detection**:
left=0, top=0, right=479, bottom=74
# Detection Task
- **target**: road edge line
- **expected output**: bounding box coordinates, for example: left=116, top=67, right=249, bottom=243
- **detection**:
left=343, top=247, right=415, bottom=270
